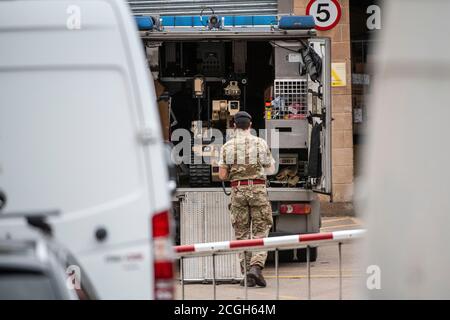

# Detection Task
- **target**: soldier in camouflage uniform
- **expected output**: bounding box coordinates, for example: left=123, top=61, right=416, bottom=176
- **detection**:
left=218, top=111, right=275, bottom=287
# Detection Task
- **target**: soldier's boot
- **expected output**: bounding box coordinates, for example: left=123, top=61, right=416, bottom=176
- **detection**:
left=239, top=275, right=256, bottom=287
left=248, top=265, right=267, bottom=287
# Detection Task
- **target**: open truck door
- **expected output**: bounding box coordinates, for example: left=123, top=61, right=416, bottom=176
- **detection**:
left=140, top=19, right=331, bottom=266
left=307, top=38, right=332, bottom=196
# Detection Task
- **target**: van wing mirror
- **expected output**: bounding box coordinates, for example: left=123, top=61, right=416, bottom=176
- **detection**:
left=0, top=209, right=60, bottom=236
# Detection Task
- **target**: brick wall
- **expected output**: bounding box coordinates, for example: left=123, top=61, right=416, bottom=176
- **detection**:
left=294, top=0, right=354, bottom=203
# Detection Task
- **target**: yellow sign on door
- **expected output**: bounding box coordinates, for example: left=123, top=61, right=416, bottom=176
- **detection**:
left=332, top=62, right=346, bottom=87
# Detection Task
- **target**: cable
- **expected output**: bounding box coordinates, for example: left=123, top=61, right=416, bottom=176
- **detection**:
left=222, top=181, right=231, bottom=196
left=269, top=41, right=301, bottom=53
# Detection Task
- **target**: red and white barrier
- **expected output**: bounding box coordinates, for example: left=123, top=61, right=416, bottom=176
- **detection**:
left=175, top=229, right=366, bottom=257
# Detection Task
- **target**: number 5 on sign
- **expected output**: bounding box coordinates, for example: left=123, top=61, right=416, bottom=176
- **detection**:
left=306, top=0, right=342, bottom=31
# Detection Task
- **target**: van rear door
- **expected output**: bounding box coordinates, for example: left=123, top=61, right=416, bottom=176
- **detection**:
left=0, top=0, right=170, bottom=299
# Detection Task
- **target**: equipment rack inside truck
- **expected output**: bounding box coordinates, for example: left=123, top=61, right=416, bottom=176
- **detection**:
left=137, top=13, right=332, bottom=268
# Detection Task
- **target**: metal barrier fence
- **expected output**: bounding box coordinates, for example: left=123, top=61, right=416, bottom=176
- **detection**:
left=174, top=229, right=366, bottom=300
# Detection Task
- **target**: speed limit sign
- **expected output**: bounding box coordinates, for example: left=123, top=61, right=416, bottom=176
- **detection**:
left=306, top=0, right=342, bottom=31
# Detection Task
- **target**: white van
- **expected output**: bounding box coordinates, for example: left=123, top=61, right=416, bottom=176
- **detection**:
left=0, top=0, right=174, bottom=299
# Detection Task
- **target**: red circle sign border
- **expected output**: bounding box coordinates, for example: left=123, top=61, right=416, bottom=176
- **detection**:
left=306, top=0, right=342, bottom=31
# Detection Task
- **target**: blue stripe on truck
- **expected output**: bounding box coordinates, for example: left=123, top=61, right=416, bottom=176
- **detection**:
left=157, top=15, right=278, bottom=27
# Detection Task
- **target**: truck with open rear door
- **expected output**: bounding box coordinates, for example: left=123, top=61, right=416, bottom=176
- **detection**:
left=138, top=14, right=332, bottom=269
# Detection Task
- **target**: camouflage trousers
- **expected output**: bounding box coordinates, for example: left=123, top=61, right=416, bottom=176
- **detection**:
left=230, top=184, right=273, bottom=273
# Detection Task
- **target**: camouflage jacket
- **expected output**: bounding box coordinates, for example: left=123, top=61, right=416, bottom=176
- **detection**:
left=218, top=129, right=275, bottom=181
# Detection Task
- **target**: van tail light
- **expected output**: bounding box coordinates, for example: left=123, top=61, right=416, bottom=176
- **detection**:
left=280, top=203, right=311, bottom=215
left=152, top=210, right=174, bottom=300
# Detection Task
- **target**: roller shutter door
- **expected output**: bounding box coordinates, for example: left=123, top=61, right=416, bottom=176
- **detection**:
left=127, top=0, right=278, bottom=16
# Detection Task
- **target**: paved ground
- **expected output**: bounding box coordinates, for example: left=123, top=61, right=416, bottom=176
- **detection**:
left=175, top=216, right=365, bottom=300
